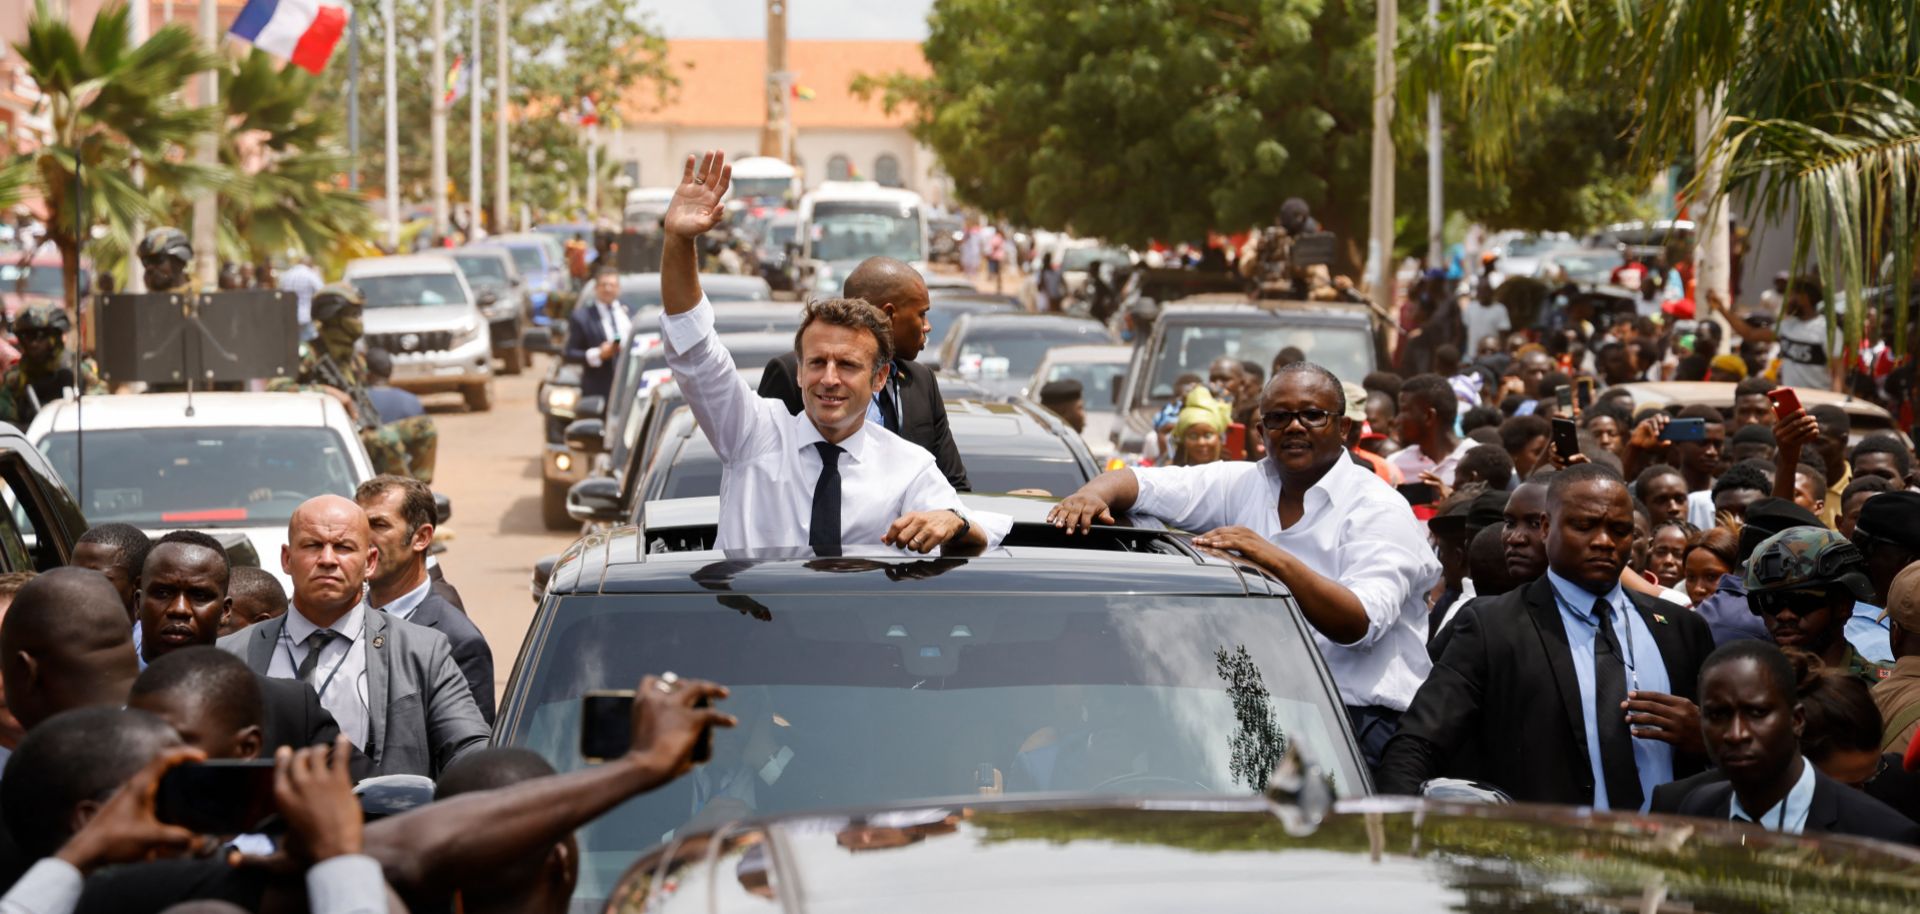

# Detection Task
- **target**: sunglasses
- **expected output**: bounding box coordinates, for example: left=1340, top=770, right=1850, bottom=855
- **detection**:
left=1748, top=587, right=1840, bottom=618
left=1261, top=409, right=1336, bottom=431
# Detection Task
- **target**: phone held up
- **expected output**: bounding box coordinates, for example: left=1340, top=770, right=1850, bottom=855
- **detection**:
left=1660, top=417, right=1708, bottom=442
left=1551, top=418, right=1580, bottom=462
left=1397, top=482, right=1437, bottom=507
left=155, top=759, right=278, bottom=836
left=581, top=689, right=715, bottom=764
left=1766, top=387, right=1802, bottom=418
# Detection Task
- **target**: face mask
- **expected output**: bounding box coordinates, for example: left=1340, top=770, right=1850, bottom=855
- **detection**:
left=319, top=316, right=362, bottom=356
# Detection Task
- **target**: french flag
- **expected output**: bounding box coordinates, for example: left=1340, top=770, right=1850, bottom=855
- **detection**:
left=228, top=0, right=350, bottom=75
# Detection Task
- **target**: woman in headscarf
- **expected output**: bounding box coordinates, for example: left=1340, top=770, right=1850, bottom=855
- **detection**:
left=1172, top=386, right=1231, bottom=466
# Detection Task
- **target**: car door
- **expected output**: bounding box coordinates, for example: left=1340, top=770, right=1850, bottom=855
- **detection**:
left=0, top=440, right=87, bottom=571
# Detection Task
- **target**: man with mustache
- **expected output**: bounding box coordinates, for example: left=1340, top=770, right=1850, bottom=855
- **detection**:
left=1050, top=360, right=1440, bottom=772
left=1377, top=463, right=1716, bottom=809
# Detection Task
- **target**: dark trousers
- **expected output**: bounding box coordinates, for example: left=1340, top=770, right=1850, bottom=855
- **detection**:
left=1347, top=705, right=1402, bottom=777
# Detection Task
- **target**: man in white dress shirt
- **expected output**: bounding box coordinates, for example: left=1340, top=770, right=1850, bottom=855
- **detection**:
left=1049, top=360, right=1441, bottom=770
left=658, top=151, right=1006, bottom=554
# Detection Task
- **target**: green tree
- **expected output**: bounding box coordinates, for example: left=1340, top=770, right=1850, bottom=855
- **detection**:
left=1409, top=0, right=1920, bottom=351
left=10, top=0, right=220, bottom=306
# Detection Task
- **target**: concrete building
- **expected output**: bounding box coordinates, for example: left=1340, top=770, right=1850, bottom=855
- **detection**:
left=606, top=39, right=946, bottom=205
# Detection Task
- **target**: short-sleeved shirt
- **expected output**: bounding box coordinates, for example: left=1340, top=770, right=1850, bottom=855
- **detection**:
left=1777, top=314, right=1836, bottom=389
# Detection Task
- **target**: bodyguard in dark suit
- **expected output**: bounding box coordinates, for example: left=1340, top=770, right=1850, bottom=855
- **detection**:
left=357, top=475, right=496, bottom=723
left=563, top=264, right=631, bottom=401
left=1378, top=464, right=1716, bottom=808
left=759, top=256, right=969, bottom=491
left=1675, top=639, right=1920, bottom=843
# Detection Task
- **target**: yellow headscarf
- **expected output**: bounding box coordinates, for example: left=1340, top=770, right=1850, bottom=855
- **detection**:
left=1173, top=386, right=1231, bottom=444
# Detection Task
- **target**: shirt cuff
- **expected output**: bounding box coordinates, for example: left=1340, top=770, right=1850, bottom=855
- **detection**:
left=2, top=858, right=84, bottom=914
left=585, top=345, right=604, bottom=368
left=660, top=295, right=716, bottom=354
left=305, top=855, right=388, bottom=914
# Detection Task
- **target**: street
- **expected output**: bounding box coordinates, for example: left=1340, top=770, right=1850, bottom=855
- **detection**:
left=420, top=356, right=575, bottom=702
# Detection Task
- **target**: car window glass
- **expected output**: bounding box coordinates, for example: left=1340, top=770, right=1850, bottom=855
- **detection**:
left=40, top=428, right=359, bottom=527
left=955, top=324, right=1108, bottom=380
left=1045, top=362, right=1126, bottom=413
left=353, top=273, right=469, bottom=308
left=0, top=470, right=39, bottom=572
left=1148, top=324, right=1371, bottom=403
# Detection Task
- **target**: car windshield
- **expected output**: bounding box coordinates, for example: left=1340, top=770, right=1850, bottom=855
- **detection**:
left=962, top=455, right=1088, bottom=496
left=0, top=265, right=85, bottom=298
left=648, top=433, right=725, bottom=500
left=1059, top=247, right=1127, bottom=272
left=954, top=322, right=1108, bottom=381
left=451, top=254, right=509, bottom=284
left=352, top=273, right=469, bottom=308
left=809, top=202, right=924, bottom=262
left=40, top=427, right=358, bottom=527
left=732, top=176, right=792, bottom=201
left=503, top=245, right=547, bottom=276
left=503, top=590, right=1359, bottom=907
left=1145, top=323, right=1370, bottom=405
left=926, top=301, right=1008, bottom=353
left=1043, top=361, right=1127, bottom=415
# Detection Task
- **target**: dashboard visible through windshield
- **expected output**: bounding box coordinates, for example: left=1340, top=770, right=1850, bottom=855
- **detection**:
left=40, top=427, right=359, bottom=526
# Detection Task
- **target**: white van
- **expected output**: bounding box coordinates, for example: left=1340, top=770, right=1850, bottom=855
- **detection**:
left=728, top=156, right=800, bottom=205
left=795, top=181, right=930, bottom=296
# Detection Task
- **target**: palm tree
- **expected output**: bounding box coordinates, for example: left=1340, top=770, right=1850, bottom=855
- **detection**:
left=10, top=0, right=220, bottom=307
left=213, top=49, right=374, bottom=275
left=1408, top=0, right=1920, bottom=352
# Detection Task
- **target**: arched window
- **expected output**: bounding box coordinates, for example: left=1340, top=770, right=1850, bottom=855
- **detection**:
left=827, top=154, right=852, bottom=181
left=873, top=153, right=903, bottom=187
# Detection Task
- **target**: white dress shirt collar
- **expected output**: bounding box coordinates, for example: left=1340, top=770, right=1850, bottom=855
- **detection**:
left=1730, top=756, right=1817, bottom=833
left=285, top=597, right=366, bottom=643
left=370, top=575, right=433, bottom=622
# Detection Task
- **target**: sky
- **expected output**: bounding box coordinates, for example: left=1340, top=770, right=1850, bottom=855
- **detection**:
left=636, top=0, right=935, bottom=40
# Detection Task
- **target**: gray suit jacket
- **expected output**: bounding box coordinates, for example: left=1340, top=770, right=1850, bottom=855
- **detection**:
left=407, top=591, right=496, bottom=724
left=218, top=607, right=490, bottom=778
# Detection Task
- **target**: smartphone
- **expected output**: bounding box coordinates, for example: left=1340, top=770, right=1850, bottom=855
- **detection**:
left=1660, top=417, right=1708, bottom=442
left=1767, top=387, right=1802, bottom=418
left=155, top=760, right=278, bottom=835
left=1551, top=417, right=1580, bottom=461
left=580, top=689, right=713, bottom=763
left=1223, top=423, right=1246, bottom=461
left=1397, top=482, right=1437, bottom=506
left=1555, top=386, right=1574, bottom=414
left=1575, top=377, right=1596, bottom=411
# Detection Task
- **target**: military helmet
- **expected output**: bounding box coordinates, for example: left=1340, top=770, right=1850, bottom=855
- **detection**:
left=11, top=304, right=71, bottom=336
left=137, top=227, right=193, bottom=265
left=1744, top=526, right=1874, bottom=603
left=309, top=283, right=365, bottom=323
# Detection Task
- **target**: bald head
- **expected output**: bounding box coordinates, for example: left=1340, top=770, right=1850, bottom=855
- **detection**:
left=843, top=257, right=931, bottom=360
left=0, top=567, right=139, bottom=730
left=283, top=495, right=377, bottom=626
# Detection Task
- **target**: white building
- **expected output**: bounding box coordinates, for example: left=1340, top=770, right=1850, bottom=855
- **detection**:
left=608, top=39, right=947, bottom=205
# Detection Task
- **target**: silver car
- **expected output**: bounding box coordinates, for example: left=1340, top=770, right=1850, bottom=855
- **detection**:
left=344, top=254, right=495, bottom=412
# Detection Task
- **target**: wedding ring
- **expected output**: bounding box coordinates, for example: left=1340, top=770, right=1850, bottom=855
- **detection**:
left=656, top=671, right=680, bottom=692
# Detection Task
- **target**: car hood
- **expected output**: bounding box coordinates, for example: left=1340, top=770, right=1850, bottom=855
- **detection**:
left=364, top=304, right=476, bottom=333
left=610, top=795, right=1920, bottom=913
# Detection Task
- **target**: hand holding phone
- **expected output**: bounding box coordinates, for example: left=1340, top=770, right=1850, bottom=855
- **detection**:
left=1552, top=418, right=1581, bottom=462
left=1555, top=386, right=1574, bottom=414
left=1766, top=387, right=1802, bottom=418
left=1659, top=417, right=1708, bottom=442
left=582, top=674, right=737, bottom=779
left=1575, top=377, right=1596, bottom=411
left=56, top=747, right=206, bottom=874
left=156, top=759, right=278, bottom=836
left=271, top=736, right=362, bottom=863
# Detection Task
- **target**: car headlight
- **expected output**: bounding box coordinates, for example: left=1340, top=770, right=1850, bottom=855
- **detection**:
left=451, top=322, right=484, bottom=349
left=546, top=385, right=578, bottom=416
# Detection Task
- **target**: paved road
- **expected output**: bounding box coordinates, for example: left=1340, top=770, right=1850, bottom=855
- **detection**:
left=420, top=356, right=577, bottom=702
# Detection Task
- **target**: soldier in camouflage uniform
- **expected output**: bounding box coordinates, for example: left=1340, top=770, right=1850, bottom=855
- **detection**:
left=270, top=284, right=438, bottom=483
left=1745, top=527, right=1892, bottom=685
left=138, top=227, right=196, bottom=294
left=0, top=305, right=105, bottom=428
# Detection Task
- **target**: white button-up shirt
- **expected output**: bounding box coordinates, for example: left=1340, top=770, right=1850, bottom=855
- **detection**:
left=1132, top=455, right=1441, bottom=711
left=662, top=296, right=1009, bottom=552
left=268, top=600, right=372, bottom=749
left=1730, top=756, right=1817, bottom=833
left=583, top=298, right=632, bottom=368
left=371, top=576, right=433, bottom=622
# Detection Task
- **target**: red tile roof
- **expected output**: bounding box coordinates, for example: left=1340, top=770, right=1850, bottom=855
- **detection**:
left=616, top=39, right=926, bottom=130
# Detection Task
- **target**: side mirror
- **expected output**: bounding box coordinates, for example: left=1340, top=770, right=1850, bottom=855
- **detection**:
left=565, top=477, right=623, bottom=524
left=523, top=328, right=559, bottom=355
left=564, top=417, right=606, bottom=453
left=477, top=289, right=499, bottom=307
left=433, top=492, right=452, bottom=525
left=573, top=394, right=607, bottom=421
left=531, top=554, right=558, bottom=603
left=1419, top=778, right=1514, bottom=805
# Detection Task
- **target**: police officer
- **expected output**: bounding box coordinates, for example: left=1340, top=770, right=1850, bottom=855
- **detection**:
left=1745, top=527, right=1892, bottom=686
left=137, top=227, right=195, bottom=294
left=0, top=305, right=104, bottom=427
left=271, top=284, right=438, bottom=483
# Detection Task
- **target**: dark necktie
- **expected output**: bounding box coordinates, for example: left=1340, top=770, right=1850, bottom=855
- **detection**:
left=810, top=442, right=844, bottom=556
left=1592, top=598, right=1643, bottom=811
left=296, top=630, right=337, bottom=681
left=876, top=371, right=900, bottom=433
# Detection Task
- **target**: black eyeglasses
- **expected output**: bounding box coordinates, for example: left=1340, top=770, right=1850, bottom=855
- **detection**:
left=1261, top=409, right=1336, bottom=431
left=1748, top=587, right=1837, bottom=618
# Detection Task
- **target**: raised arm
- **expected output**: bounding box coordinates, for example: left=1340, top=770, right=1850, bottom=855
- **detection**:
left=661, top=152, right=732, bottom=317
left=1708, top=291, right=1777, bottom=343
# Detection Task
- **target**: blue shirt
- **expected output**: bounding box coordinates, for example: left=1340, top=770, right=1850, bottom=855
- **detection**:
left=368, top=384, right=424, bottom=422
left=1729, top=756, right=1816, bottom=833
left=1696, top=572, right=1768, bottom=647
left=1847, top=601, right=1894, bottom=664
left=1546, top=569, right=1675, bottom=812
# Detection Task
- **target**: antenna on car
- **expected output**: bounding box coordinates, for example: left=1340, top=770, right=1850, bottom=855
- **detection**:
left=71, top=144, right=84, bottom=504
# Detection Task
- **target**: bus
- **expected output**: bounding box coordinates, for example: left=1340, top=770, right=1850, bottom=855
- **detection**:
left=795, top=181, right=930, bottom=296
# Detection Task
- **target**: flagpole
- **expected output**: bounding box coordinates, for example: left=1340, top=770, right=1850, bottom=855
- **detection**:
left=492, top=0, right=508, bottom=235
left=383, top=0, right=399, bottom=250
left=348, top=15, right=360, bottom=193
left=468, top=0, right=482, bottom=237
left=431, top=0, right=449, bottom=242
left=193, top=0, right=219, bottom=288
left=585, top=124, right=597, bottom=222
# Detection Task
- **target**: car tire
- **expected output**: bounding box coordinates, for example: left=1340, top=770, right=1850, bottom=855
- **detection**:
left=464, top=381, right=494, bottom=412
left=499, top=348, right=523, bottom=376
left=541, top=478, right=573, bottom=530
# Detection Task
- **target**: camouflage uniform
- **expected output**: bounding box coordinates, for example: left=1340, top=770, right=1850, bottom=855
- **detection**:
left=1745, top=527, right=1888, bottom=686
left=269, top=284, right=438, bottom=483
left=0, top=305, right=105, bottom=428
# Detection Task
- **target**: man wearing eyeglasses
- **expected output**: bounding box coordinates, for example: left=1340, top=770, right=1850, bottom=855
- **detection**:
left=1048, top=361, right=1441, bottom=772
left=1748, top=526, right=1890, bottom=687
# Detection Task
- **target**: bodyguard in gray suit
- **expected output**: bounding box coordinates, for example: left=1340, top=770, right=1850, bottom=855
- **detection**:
left=219, top=495, right=489, bottom=778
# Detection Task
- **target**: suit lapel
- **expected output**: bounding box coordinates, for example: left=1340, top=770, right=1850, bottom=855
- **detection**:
left=249, top=617, right=283, bottom=672
left=894, top=361, right=924, bottom=427
left=365, top=610, right=389, bottom=759
left=1805, top=769, right=1842, bottom=831
left=1522, top=577, right=1591, bottom=767
left=1629, top=592, right=1696, bottom=698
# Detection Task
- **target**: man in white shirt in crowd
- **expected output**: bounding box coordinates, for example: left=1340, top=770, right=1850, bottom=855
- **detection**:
left=1049, top=360, right=1441, bottom=771
left=1711, top=283, right=1840, bottom=392
left=1461, top=291, right=1511, bottom=355
left=658, top=151, right=1007, bottom=554
left=276, top=256, right=324, bottom=342
left=1389, top=373, right=1476, bottom=486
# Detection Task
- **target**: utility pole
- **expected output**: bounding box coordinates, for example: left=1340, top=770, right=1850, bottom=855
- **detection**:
left=348, top=16, right=360, bottom=192
left=1694, top=88, right=1733, bottom=311
left=1367, top=0, right=1397, bottom=316
left=493, top=0, right=509, bottom=234
left=431, top=0, right=450, bottom=241
left=128, top=0, right=148, bottom=293
left=761, top=0, right=788, bottom=159
left=584, top=126, right=597, bottom=221
left=1425, top=0, right=1442, bottom=267
left=468, top=0, right=482, bottom=237
left=192, top=0, right=219, bottom=288
left=383, top=0, right=400, bottom=249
